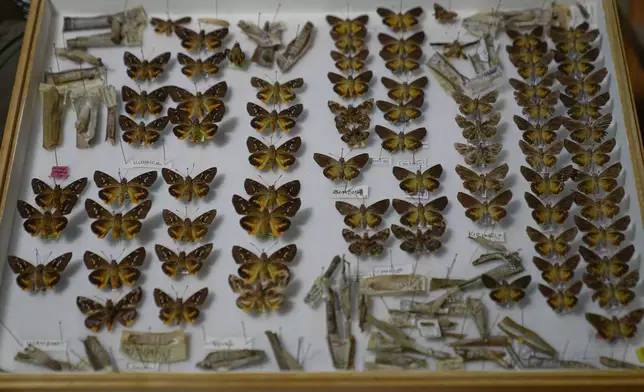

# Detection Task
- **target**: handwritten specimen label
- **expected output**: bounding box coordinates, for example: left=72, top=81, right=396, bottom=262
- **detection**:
left=124, top=159, right=172, bottom=169
left=331, top=185, right=369, bottom=199
left=204, top=337, right=253, bottom=350
left=396, top=158, right=426, bottom=168
left=369, top=157, right=392, bottom=165
left=50, top=166, right=69, bottom=180
left=22, top=340, right=67, bottom=352
left=468, top=230, right=506, bottom=243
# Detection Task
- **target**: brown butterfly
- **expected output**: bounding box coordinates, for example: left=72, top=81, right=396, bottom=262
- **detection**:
left=533, top=255, right=580, bottom=287
left=177, top=52, right=226, bottom=80
left=584, top=270, right=639, bottom=309
left=579, top=244, right=634, bottom=281
left=326, top=14, right=369, bottom=36
left=454, top=142, right=502, bottom=166
left=452, top=91, right=498, bottom=116
left=510, top=74, right=556, bottom=105
left=482, top=274, right=532, bottom=307
left=94, top=170, right=157, bottom=206
left=167, top=82, right=227, bottom=118
left=376, top=96, right=423, bottom=123
left=331, top=50, right=369, bottom=72
left=338, top=128, right=370, bottom=149
left=560, top=92, right=610, bottom=121
left=232, top=195, right=301, bottom=238
left=154, top=287, right=209, bottom=324
left=526, top=226, right=579, bottom=257
left=247, top=136, right=301, bottom=171
left=431, top=40, right=477, bottom=59
left=119, top=115, right=169, bottom=146
left=313, top=152, right=369, bottom=182
left=247, top=102, right=303, bottom=133
left=167, top=106, right=224, bottom=143
left=121, top=86, right=168, bottom=117
left=571, top=162, right=622, bottom=195
left=342, top=228, right=390, bottom=257
left=17, top=200, right=73, bottom=239
left=381, top=76, right=428, bottom=102
left=232, top=244, right=296, bottom=285
left=379, top=50, right=421, bottom=73
left=31, top=177, right=87, bottom=211
left=123, top=52, right=171, bottom=81
left=513, top=115, right=562, bottom=145
left=433, top=3, right=457, bottom=22
left=525, top=192, right=575, bottom=227
left=335, top=199, right=390, bottom=229
left=155, top=244, right=213, bottom=278
left=392, top=197, right=448, bottom=227
left=391, top=223, right=445, bottom=254
left=375, top=126, right=426, bottom=153
left=328, top=71, right=373, bottom=99
left=8, top=252, right=72, bottom=291
left=507, top=39, right=549, bottom=66
left=557, top=67, right=608, bottom=98
left=455, top=164, right=508, bottom=195
left=85, top=199, right=152, bottom=240
left=575, top=215, right=631, bottom=249
left=563, top=114, right=612, bottom=144
left=520, top=165, right=574, bottom=198
left=377, top=7, right=423, bottom=32
left=564, top=138, right=616, bottom=168
left=251, top=77, right=304, bottom=105
left=76, top=287, right=142, bottom=332
left=83, top=247, right=146, bottom=290
left=522, top=91, right=559, bottom=120
left=393, top=164, right=443, bottom=194
left=244, top=178, right=300, bottom=211
left=174, top=26, right=228, bottom=52
left=456, top=112, right=500, bottom=142
left=555, top=47, right=599, bottom=76
left=162, top=209, right=217, bottom=242
left=538, top=281, right=582, bottom=313
left=586, top=309, right=644, bottom=341
left=161, top=167, right=217, bottom=202
left=550, top=22, right=599, bottom=54
left=574, top=187, right=624, bottom=221
left=228, top=275, right=284, bottom=313
left=150, top=16, right=191, bottom=36
left=328, top=99, right=373, bottom=133
left=330, top=29, right=367, bottom=53
left=457, top=190, right=512, bottom=223
left=513, top=51, right=554, bottom=81
left=225, top=42, right=246, bottom=67
left=506, top=26, right=544, bottom=52
left=379, top=32, right=425, bottom=56
left=519, top=140, right=564, bottom=171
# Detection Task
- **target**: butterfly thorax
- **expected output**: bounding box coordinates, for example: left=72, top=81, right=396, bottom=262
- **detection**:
left=109, top=260, right=120, bottom=288
left=32, top=265, right=45, bottom=290
left=51, top=185, right=63, bottom=208
left=113, top=213, right=124, bottom=239
left=104, top=300, right=116, bottom=330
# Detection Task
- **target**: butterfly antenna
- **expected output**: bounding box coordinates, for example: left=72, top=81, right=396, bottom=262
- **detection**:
left=116, top=247, right=127, bottom=261
left=185, top=206, right=189, bottom=218
left=250, top=242, right=262, bottom=253
left=171, top=285, right=178, bottom=297
left=34, top=248, right=40, bottom=264
left=166, top=0, right=170, bottom=19
left=45, top=251, right=53, bottom=264
left=257, top=12, right=261, bottom=28
left=272, top=3, right=281, bottom=23
left=274, top=174, right=283, bottom=186
left=267, top=241, right=279, bottom=253
left=147, top=45, right=156, bottom=61
left=181, top=285, right=189, bottom=299
left=101, top=251, right=110, bottom=260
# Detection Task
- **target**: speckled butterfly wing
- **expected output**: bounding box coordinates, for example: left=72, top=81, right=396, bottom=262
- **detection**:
left=452, top=90, right=498, bottom=116
left=393, top=164, right=444, bottom=194
left=342, top=228, right=390, bottom=257
left=177, top=52, right=226, bottom=80
left=228, top=275, right=284, bottom=313
left=232, top=245, right=296, bottom=285
left=455, top=112, right=500, bottom=142
left=150, top=16, right=191, bottom=36
left=161, top=167, right=217, bottom=202
left=454, top=142, right=503, bottom=166
left=519, top=140, right=564, bottom=170
left=77, top=287, right=142, bottom=332
left=83, top=247, right=145, bottom=290
left=85, top=199, right=152, bottom=240
left=244, top=178, right=301, bottom=211
left=31, top=177, right=87, bottom=211
left=8, top=252, right=72, bottom=291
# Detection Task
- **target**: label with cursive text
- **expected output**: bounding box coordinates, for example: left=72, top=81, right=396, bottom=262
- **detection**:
left=331, top=185, right=369, bottom=199
left=125, top=362, right=159, bottom=371
left=468, top=231, right=506, bottom=243
left=124, top=159, right=172, bottom=169
left=204, top=337, right=253, bottom=350
left=50, top=166, right=69, bottom=180
left=396, top=158, right=426, bottom=168
left=22, top=340, right=67, bottom=351
left=369, top=157, right=392, bottom=166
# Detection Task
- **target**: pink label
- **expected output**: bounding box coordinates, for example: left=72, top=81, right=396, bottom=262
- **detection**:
left=50, top=166, right=69, bottom=180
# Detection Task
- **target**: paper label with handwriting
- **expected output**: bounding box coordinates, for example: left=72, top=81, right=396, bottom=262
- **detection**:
left=204, top=337, right=253, bottom=350
left=124, top=159, right=172, bottom=169
left=369, top=157, right=392, bottom=166
left=396, top=158, right=426, bottom=168
left=468, top=230, right=506, bottom=243
left=371, top=265, right=414, bottom=277
left=125, top=362, right=159, bottom=371
left=22, top=340, right=67, bottom=351
left=404, top=190, right=431, bottom=200
left=50, top=166, right=69, bottom=180
left=331, top=185, right=369, bottom=199
left=436, top=357, right=464, bottom=371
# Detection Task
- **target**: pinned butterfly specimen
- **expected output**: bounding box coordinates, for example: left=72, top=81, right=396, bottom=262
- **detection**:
left=575, top=215, right=631, bottom=249
left=513, top=115, right=562, bottom=145
left=560, top=92, right=610, bottom=121
left=564, top=138, right=616, bottom=168
left=153, top=287, right=209, bottom=324
left=586, top=309, right=644, bottom=341
left=85, top=199, right=152, bottom=240
left=16, top=200, right=73, bottom=239
left=514, top=51, right=554, bottom=81
left=94, top=170, right=157, bottom=206
left=506, top=26, right=544, bottom=52
left=7, top=252, right=72, bottom=291
left=328, top=99, right=373, bottom=133
left=525, top=192, right=575, bottom=227
left=337, top=127, right=370, bottom=149
left=326, top=14, right=369, bottom=36
left=522, top=92, right=559, bottom=120
left=579, top=244, right=634, bottom=281
left=167, top=106, right=224, bottom=143
left=330, top=29, right=366, bottom=53
left=457, top=190, right=512, bottom=223
left=119, top=115, right=169, bottom=146
left=456, top=112, right=500, bottom=142
left=571, top=162, right=622, bottom=194
left=225, top=42, right=246, bottom=67
left=430, top=40, right=477, bottom=59
left=76, top=287, right=142, bottom=332
left=375, top=126, right=426, bottom=153
left=549, top=22, right=600, bottom=54
left=563, top=113, right=612, bottom=144
left=376, top=7, right=423, bottom=32
left=335, top=199, right=390, bottom=229
left=327, top=71, right=373, bottom=99
left=455, top=164, right=508, bottom=195
left=452, top=91, right=498, bottom=116
left=247, top=103, right=303, bottom=133
left=232, top=195, right=301, bottom=238
left=481, top=274, right=531, bottom=307
left=379, top=32, right=425, bottom=56
left=229, top=275, right=284, bottom=313
left=244, top=178, right=300, bottom=211
left=433, top=3, right=457, bottom=22
left=83, top=247, right=146, bottom=290
left=526, top=226, right=579, bottom=257
left=251, top=77, right=304, bottom=105
left=520, top=165, right=574, bottom=198
left=177, top=52, right=226, bottom=80
left=123, top=51, right=171, bottom=81
left=247, top=136, right=301, bottom=171
left=342, top=228, right=391, bottom=257
left=379, top=50, right=421, bottom=74
left=313, top=152, right=369, bottom=182
left=392, top=197, right=448, bottom=227
left=376, top=96, right=423, bottom=123
left=155, top=243, right=213, bottom=278
left=232, top=244, right=296, bottom=285
left=454, top=143, right=502, bottom=166
left=533, top=255, right=580, bottom=287
left=31, top=177, right=87, bottom=210
left=555, top=47, right=599, bottom=76
left=510, top=73, right=555, bottom=105
left=584, top=270, right=639, bottom=309
left=162, top=209, right=217, bottom=242
left=174, top=25, right=228, bottom=52
left=574, top=187, right=624, bottom=221
left=391, top=223, right=445, bottom=254
left=121, top=86, right=168, bottom=117
left=518, top=140, right=564, bottom=171
left=557, top=67, right=608, bottom=98
left=150, top=16, right=191, bottom=36
left=393, top=164, right=443, bottom=194
left=538, top=281, right=582, bottom=313
left=167, top=82, right=227, bottom=118
left=330, top=50, right=368, bottom=72
left=381, top=76, right=427, bottom=102
left=161, top=167, right=217, bottom=202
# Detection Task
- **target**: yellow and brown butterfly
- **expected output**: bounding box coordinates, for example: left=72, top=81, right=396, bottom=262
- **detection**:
left=381, top=76, right=427, bottom=102
left=430, top=40, right=477, bottom=59
left=177, top=52, right=226, bottom=80
left=585, top=271, right=638, bottom=309
left=579, top=244, right=634, bottom=281
left=457, top=190, right=512, bottom=223
left=244, top=178, right=300, bottom=212
left=571, top=162, right=622, bottom=195
left=454, top=142, right=503, bottom=166
left=376, top=6, right=423, bottom=32
left=525, top=191, right=575, bottom=227
left=76, top=287, right=142, bottom=332
left=510, top=73, right=555, bottom=106
left=575, top=214, right=631, bottom=249
left=8, top=252, right=72, bottom=291
left=513, top=51, right=554, bottom=81
left=327, top=71, right=373, bottom=99
left=335, top=199, right=390, bottom=229
left=326, top=14, right=368, bottom=36
left=228, top=275, right=284, bottom=313
left=393, top=164, right=443, bottom=195
left=154, top=287, right=209, bottom=324
left=519, top=140, right=564, bottom=171
left=232, top=194, right=300, bottom=238
left=506, top=26, right=544, bottom=52
left=155, top=243, right=213, bottom=278
left=338, top=128, right=369, bottom=149
left=507, top=40, right=549, bottom=67
left=31, top=177, right=87, bottom=211
left=251, top=77, right=304, bottom=105
left=557, top=67, right=608, bottom=98
left=375, top=125, right=426, bottom=153
left=513, top=115, right=562, bottom=145
left=586, top=309, right=644, bottom=341
left=247, top=102, right=303, bottom=133
left=520, top=165, right=574, bottom=198
left=85, top=199, right=152, bottom=240
left=564, top=138, right=616, bottom=169
left=563, top=113, right=612, bottom=144
left=522, top=91, right=558, bottom=120
left=549, top=22, right=600, bottom=54
left=167, top=106, right=224, bottom=143
left=119, top=115, right=169, bottom=146
left=452, top=90, right=498, bottom=116
left=17, top=199, right=73, bottom=239
left=83, top=247, right=146, bottom=290
left=533, top=254, right=580, bottom=287
left=94, top=170, right=157, bottom=206
left=391, top=222, right=445, bottom=254
left=481, top=274, right=532, bottom=307
left=167, top=81, right=227, bottom=118
left=379, top=32, right=425, bottom=56
left=574, top=186, right=624, bottom=221
left=379, top=50, right=422, bottom=73
left=392, top=197, right=448, bottom=227
left=150, top=16, right=191, bottom=36
left=162, top=209, right=217, bottom=243
left=123, top=51, right=171, bottom=81
left=247, top=136, right=301, bottom=171
left=225, top=42, right=246, bottom=67
left=455, top=164, right=508, bottom=195
left=121, top=86, right=168, bottom=117
left=328, top=99, right=373, bottom=132
left=330, top=29, right=367, bottom=53
left=554, top=47, right=599, bottom=76
left=313, top=152, right=370, bottom=182
left=538, top=281, right=582, bottom=313
left=456, top=112, right=500, bottom=142
left=433, top=3, right=457, bottom=23
left=560, top=92, right=610, bottom=121
left=331, top=50, right=368, bottom=72
left=526, top=226, right=579, bottom=257
left=161, top=167, right=217, bottom=202
left=232, top=244, right=296, bottom=285
left=342, top=228, right=390, bottom=257
left=174, top=25, right=228, bottom=52
left=376, top=96, right=423, bottom=123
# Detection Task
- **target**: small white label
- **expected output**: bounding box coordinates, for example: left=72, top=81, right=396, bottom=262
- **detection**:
left=421, top=141, right=429, bottom=149
left=404, top=190, right=431, bottom=200
left=126, top=362, right=159, bottom=370
left=371, top=265, right=414, bottom=277
left=331, top=185, right=369, bottom=199
left=396, top=158, right=426, bottom=167
left=124, top=159, right=172, bottom=169
left=23, top=340, right=67, bottom=351
left=468, top=231, right=506, bottom=243
left=369, top=157, right=392, bottom=165
left=204, top=337, right=253, bottom=350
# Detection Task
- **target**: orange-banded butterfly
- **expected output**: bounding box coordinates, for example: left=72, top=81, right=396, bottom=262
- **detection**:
left=155, top=243, right=213, bottom=278
left=17, top=200, right=72, bottom=239
left=376, top=96, right=423, bottom=123
left=391, top=223, right=445, bottom=254
left=513, top=115, right=562, bottom=145
left=232, top=195, right=300, bottom=238
left=328, top=99, right=374, bottom=132
left=94, top=170, right=157, bottom=206
left=247, top=136, right=301, bottom=171
left=392, top=196, right=448, bottom=227
left=167, top=82, right=227, bottom=118
left=526, top=226, right=579, bottom=257
left=232, top=244, right=296, bottom=285
left=560, top=92, right=610, bottom=120
left=549, top=22, right=600, bottom=54
left=153, top=287, right=208, bottom=324
left=313, top=152, right=369, bottom=182
left=571, top=162, right=622, bottom=195
left=162, top=209, right=217, bottom=243
left=379, top=50, right=421, bottom=73
left=225, top=42, right=246, bottom=67
left=342, top=228, right=390, bottom=257
left=520, top=165, right=574, bottom=198
left=457, top=190, right=512, bottom=223
left=574, top=187, right=624, bottom=221
left=168, top=106, right=224, bottom=143
left=229, top=275, right=285, bottom=313
left=331, top=49, right=368, bottom=72
left=244, top=178, right=300, bottom=212
left=433, top=3, right=457, bottom=23
left=85, top=199, right=152, bottom=240
left=376, top=7, right=423, bottom=32
left=119, top=115, right=169, bottom=146
left=511, top=74, right=556, bottom=106
left=538, top=281, right=582, bottom=313
left=83, top=247, right=146, bottom=290
left=557, top=67, right=608, bottom=98
left=76, top=287, right=142, bottom=332
left=519, top=140, right=564, bottom=171
left=326, top=14, right=369, bottom=36
left=584, top=270, right=638, bottom=309
left=121, top=86, right=168, bottom=117
left=580, top=244, right=634, bottom=281
left=247, top=102, right=303, bottom=133
left=393, top=164, right=444, bottom=195
left=251, top=77, right=304, bottom=105
left=563, top=113, right=612, bottom=144
left=555, top=47, right=599, bottom=75
left=431, top=40, right=478, bottom=59
left=525, top=191, right=575, bottom=227
left=174, top=25, right=228, bottom=52
left=586, top=309, right=644, bottom=341
left=177, top=52, right=226, bottom=80
left=454, top=142, right=502, bottom=166
left=506, top=26, right=544, bottom=52
left=161, top=167, right=217, bottom=202
left=327, top=71, right=373, bottom=99
left=8, top=252, right=72, bottom=292
left=455, top=164, right=508, bottom=195
left=150, top=16, right=191, bottom=36
left=31, top=177, right=87, bottom=211
left=564, top=138, right=616, bottom=168
left=456, top=112, right=500, bottom=142
left=123, top=51, right=171, bottom=81
left=522, top=91, right=558, bottom=120
left=330, top=30, right=366, bottom=53
left=533, top=255, right=580, bottom=287
left=514, top=52, right=554, bottom=81
left=482, top=274, right=532, bottom=307
left=575, top=215, right=631, bottom=249
left=381, top=76, right=428, bottom=102
left=374, top=125, right=426, bottom=153
left=335, top=199, right=390, bottom=229
left=378, top=32, right=425, bottom=56
left=452, top=91, right=498, bottom=116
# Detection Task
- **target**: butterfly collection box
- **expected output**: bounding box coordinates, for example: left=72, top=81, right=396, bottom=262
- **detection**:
left=0, top=0, right=643, bottom=389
